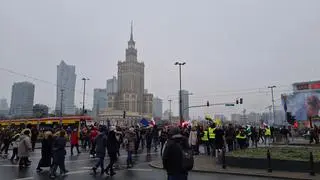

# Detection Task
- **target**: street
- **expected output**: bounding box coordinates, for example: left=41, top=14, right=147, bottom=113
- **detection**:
left=0, top=148, right=283, bottom=180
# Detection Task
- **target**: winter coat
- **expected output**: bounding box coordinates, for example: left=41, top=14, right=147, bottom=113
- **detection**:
left=160, top=131, right=168, bottom=143
left=95, top=132, right=107, bottom=158
left=52, top=136, right=66, bottom=164
left=124, top=130, right=136, bottom=152
left=70, top=131, right=79, bottom=145
left=162, top=134, right=189, bottom=175
left=188, top=130, right=197, bottom=146
left=11, top=134, right=20, bottom=149
left=90, top=129, right=98, bottom=142
left=38, top=137, right=53, bottom=167
left=31, top=128, right=39, bottom=142
left=18, top=135, right=32, bottom=157
left=107, top=131, right=118, bottom=154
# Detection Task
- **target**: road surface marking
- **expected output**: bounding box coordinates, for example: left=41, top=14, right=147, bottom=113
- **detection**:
left=14, top=177, right=34, bottom=180
left=0, top=164, right=19, bottom=167
left=128, top=168, right=153, bottom=172
left=66, top=169, right=90, bottom=175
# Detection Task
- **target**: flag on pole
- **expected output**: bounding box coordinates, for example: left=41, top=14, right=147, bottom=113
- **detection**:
left=140, top=118, right=149, bottom=127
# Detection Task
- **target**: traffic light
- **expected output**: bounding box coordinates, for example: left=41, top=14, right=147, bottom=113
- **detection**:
left=236, top=100, right=239, bottom=104
left=207, top=101, right=210, bottom=107
left=240, top=98, right=243, bottom=104
left=123, top=111, right=126, bottom=118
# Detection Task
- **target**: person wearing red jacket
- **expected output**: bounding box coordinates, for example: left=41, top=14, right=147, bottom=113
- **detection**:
left=70, top=128, right=81, bottom=156
left=90, top=127, right=98, bottom=157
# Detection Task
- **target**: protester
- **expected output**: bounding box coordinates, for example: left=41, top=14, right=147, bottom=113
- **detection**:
left=50, top=130, right=68, bottom=178
left=188, top=127, right=198, bottom=154
left=160, top=127, right=168, bottom=156
left=10, top=133, right=20, bottom=163
left=37, top=131, right=53, bottom=172
left=70, top=128, right=81, bottom=156
left=163, top=127, right=191, bottom=180
left=18, top=129, right=32, bottom=168
left=105, top=126, right=118, bottom=176
left=31, top=126, right=39, bottom=152
left=124, top=127, right=136, bottom=168
left=92, top=126, right=107, bottom=175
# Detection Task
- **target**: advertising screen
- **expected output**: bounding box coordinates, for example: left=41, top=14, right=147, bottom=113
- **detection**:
left=282, top=92, right=320, bottom=121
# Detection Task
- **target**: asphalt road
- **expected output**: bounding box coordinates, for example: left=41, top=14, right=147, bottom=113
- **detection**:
left=0, top=148, right=282, bottom=180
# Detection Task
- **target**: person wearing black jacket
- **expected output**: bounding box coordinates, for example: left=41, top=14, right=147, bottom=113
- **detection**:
left=31, top=126, right=39, bottom=152
left=160, top=127, right=168, bottom=156
left=105, top=126, right=118, bottom=176
left=162, top=127, right=189, bottom=180
left=50, top=130, right=68, bottom=178
left=92, top=127, right=107, bottom=175
left=36, top=131, right=53, bottom=172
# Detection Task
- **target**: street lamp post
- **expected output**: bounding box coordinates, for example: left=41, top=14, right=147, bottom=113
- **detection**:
left=82, top=78, right=89, bottom=115
left=175, top=61, right=186, bottom=125
left=268, top=85, right=276, bottom=125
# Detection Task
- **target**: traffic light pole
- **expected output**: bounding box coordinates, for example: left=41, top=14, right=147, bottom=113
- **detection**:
left=183, top=102, right=235, bottom=111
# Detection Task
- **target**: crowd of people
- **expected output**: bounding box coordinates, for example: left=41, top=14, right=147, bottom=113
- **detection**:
left=0, top=122, right=318, bottom=180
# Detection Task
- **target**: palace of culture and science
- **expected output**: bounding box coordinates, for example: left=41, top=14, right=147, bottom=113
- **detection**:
left=99, top=24, right=153, bottom=126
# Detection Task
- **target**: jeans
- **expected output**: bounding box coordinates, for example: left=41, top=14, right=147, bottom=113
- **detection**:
left=127, top=151, right=133, bottom=166
left=0, top=141, right=9, bottom=154
left=10, top=148, right=18, bottom=160
left=95, top=157, right=104, bottom=170
left=19, top=157, right=29, bottom=166
left=71, top=144, right=80, bottom=155
left=106, top=153, right=117, bottom=173
left=168, top=174, right=188, bottom=180
left=32, top=141, right=36, bottom=151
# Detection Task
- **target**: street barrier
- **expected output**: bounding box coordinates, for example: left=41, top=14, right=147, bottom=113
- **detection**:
left=222, top=149, right=226, bottom=169
left=310, top=152, right=315, bottom=176
left=267, top=149, right=272, bottom=173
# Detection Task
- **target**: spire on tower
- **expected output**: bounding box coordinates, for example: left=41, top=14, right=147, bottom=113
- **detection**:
left=130, top=21, right=133, bottom=41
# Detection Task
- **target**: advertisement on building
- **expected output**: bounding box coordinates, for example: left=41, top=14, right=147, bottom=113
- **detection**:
left=282, top=92, right=320, bottom=125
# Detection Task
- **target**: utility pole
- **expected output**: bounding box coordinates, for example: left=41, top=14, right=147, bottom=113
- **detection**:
left=60, top=89, right=64, bottom=126
left=168, top=99, right=172, bottom=123
left=268, top=86, right=276, bottom=125
left=82, top=78, right=89, bottom=115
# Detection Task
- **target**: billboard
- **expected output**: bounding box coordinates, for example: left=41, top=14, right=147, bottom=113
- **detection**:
left=282, top=92, right=320, bottom=121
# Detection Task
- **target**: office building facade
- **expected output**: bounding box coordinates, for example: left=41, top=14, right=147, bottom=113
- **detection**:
left=9, top=82, right=35, bottom=117
left=55, top=60, right=76, bottom=115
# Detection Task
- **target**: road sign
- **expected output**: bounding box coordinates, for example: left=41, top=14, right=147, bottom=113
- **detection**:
left=225, top=103, right=235, bottom=107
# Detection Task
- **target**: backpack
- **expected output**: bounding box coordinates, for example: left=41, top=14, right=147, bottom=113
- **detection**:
left=178, top=143, right=194, bottom=171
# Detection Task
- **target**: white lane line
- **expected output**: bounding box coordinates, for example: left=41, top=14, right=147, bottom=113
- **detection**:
left=66, top=169, right=90, bottom=175
left=14, top=177, right=34, bottom=180
left=0, top=152, right=159, bottom=165
left=0, top=164, right=19, bottom=167
left=14, top=170, right=90, bottom=180
left=128, top=168, right=153, bottom=172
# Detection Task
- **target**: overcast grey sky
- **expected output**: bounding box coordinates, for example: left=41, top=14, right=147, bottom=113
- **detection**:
left=0, top=0, right=319, bottom=118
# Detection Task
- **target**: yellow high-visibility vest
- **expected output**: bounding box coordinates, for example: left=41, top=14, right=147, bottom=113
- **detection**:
left=265, top=128, right=271, bottom=136
left=208, top=127, right=216, bottom=139
left=201, top=130, right=209, bottom=141
left=236, top=133, right=246, bottom=139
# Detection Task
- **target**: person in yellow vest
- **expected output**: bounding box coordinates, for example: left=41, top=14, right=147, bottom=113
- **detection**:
left=200, top=127, right=210, bottom=155
left=264, top=126, right=271, bottom=146
left=236, top=128, right=247, bottom=149
left=208, top=123, right=216, bottom=156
